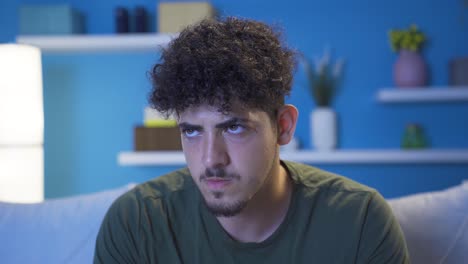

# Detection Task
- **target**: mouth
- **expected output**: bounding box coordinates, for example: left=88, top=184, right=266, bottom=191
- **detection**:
left=203, top=177, right=233, bottom=190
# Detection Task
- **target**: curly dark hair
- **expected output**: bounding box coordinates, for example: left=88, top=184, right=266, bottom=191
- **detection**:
left=149, top=17, right=297, bottom=119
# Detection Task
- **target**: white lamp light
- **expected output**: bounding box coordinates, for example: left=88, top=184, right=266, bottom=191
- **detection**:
left=0, top=44, right=44, bottom=203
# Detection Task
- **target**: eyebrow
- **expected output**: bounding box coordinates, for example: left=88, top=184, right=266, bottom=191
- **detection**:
left=178, top=117, right=250, bottom=131
left=215, top=117, right=249, bottom=129
left=178, top=122, right=202, bottom=131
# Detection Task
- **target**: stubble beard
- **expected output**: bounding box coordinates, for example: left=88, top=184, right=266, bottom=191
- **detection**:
left=199, top=168, right=247, bottom=217
left=199, top=148, right=278, bottom=218
left=204, top=195, right=248, bottom=217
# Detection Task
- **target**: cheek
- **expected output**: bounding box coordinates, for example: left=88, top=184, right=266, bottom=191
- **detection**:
left=181, top=135, right=201, bottom=158
left=229, top=133, right=276, bottom=171
left=182, top=140, right=202, bottom=174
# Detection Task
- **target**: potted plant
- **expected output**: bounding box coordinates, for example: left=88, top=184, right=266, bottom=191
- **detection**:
left=301, top=50, right=344, bottom=151
left=388, top=24, right=428, bottom=87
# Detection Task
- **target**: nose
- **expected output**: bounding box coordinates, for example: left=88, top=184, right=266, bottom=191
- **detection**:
left=202, top=133, right=229, bottom=168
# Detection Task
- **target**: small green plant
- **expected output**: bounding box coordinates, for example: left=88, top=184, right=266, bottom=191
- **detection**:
left=388, top=24, right=426, bottom=52
left=301, top=50, right=344, bottom=107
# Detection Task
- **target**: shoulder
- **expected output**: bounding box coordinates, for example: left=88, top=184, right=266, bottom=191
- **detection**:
left=108, top=168, right=195, bottom=217
left=283, top=160, right=385, bottom=226
left=283, top=160, right=376, bottom=196
left=94, top=168, right=196, bottom=262
left=283, top=161, right=409, bottom=262
left=127, top=167, right=195, bottom=202
left=283, top=161, right=396, bottom=237
left=100, top=167, right=196, bottom=232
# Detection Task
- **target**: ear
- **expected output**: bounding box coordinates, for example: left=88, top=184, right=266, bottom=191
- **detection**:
left=276, top=104, right=299, bottom=145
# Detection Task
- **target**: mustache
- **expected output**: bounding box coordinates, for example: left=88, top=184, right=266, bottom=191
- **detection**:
left=200, top=168, right=240, bottom=181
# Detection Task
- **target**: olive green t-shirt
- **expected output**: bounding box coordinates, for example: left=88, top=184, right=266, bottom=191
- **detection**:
left=94, top=161, right=409, bottom=263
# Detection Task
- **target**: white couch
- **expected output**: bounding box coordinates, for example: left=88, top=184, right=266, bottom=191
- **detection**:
left=388, top=180, right=468, bottom=264
left=0, top=183, right=135, bottom=264
left=0, top=181, right=467, bottom=264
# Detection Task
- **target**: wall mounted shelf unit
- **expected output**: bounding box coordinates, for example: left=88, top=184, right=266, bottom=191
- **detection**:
left=118, top=149, right=468, bottom=166
left=377, top=86, right=468, bottom=103
left=16, top=33, right=178, bottom=52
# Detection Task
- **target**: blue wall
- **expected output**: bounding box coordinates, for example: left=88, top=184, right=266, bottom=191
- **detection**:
left=1, top=0, right=467, bottom=199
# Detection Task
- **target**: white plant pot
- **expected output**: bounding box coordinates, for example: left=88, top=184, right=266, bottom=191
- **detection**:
left=310, top=107, right=337, bottom=151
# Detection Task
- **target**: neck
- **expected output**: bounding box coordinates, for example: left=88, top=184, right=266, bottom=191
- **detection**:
left=216, top=160, right=293, bottom=243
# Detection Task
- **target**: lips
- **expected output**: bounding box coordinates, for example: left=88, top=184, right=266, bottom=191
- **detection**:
left=204, top=178, right=232, bottom=190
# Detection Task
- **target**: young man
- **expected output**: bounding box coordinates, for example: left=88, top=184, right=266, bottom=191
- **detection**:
left=94, top=17, right=409, bottom=263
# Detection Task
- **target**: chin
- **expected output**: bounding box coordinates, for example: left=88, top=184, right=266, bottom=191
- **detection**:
left=203, top=197, right=248, bottom=217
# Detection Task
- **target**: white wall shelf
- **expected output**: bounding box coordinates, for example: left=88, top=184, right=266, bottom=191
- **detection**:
left=119, top=151, right=186, bottom=166
left=377, top=86, right=468, bottom=103
left=16, top=33, right=178, bottom=52
left=118, top=149, right=468, bottom=166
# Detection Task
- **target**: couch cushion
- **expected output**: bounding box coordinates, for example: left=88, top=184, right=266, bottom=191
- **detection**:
left=0, top=183, right=135, bottom=264
left=388, top=181, right=468, bottom=264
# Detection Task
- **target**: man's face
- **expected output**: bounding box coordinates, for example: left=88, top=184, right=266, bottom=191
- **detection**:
left=178, top=104, right=279, bottom=217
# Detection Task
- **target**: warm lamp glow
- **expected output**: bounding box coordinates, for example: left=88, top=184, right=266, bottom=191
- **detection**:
left=0, top=44, right=43, bottom=144
left=0, top=148, right=43, bottom=202
left=0, top=44, right=44, bottom=203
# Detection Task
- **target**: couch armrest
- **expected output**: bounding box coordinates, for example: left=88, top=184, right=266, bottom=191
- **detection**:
left=0, top=183, right=135, bottom=264
left=387, top=181, right=468, bottom=264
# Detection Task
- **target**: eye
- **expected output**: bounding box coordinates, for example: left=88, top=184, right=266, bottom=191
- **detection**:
left=226, top=124, right=245, bottom=135
left=183, top=129, right=200, bottom=138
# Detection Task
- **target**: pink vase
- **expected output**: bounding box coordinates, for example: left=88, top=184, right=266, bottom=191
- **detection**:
left=393, top=49, right=427, bottom=88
